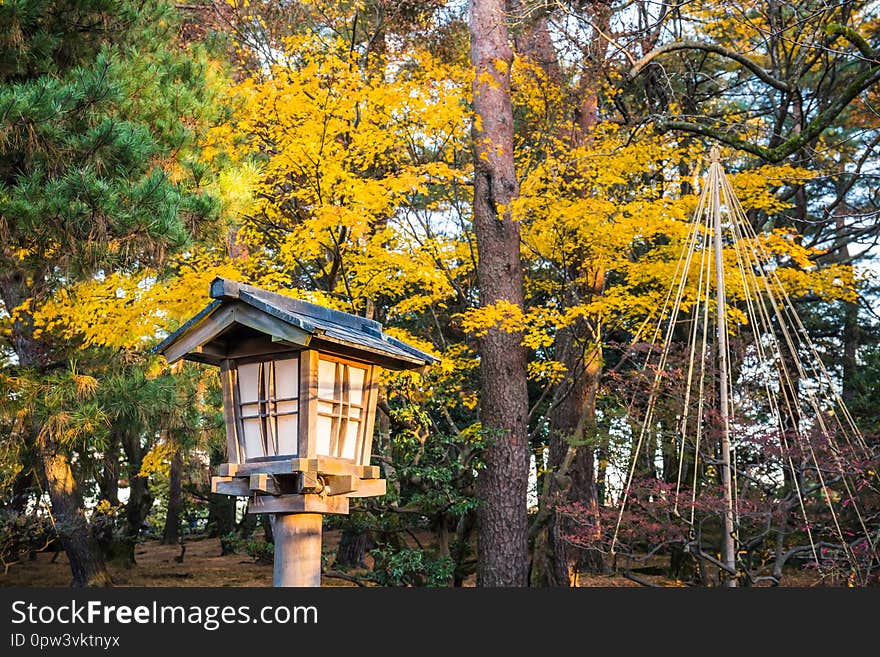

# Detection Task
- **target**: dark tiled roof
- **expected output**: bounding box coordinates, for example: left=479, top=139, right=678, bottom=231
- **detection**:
left=155, top=278, right=437, bottom=370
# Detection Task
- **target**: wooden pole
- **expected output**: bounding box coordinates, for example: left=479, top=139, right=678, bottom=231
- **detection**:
left=271, top=513, right=323, bottom=587
left=710, top=146, right=737, bottom=586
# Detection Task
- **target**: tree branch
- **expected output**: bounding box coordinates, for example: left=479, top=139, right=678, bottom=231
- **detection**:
left=824, top=24, right=879, bottom=61
left=627, top=40, right=793, bottom=93
left=629, top=32, right=880, bottom=162
left=658, top=61, right=880, bottom=162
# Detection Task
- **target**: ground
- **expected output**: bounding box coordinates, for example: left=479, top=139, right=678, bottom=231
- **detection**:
left=0, top=531, right=838, bottom=587
left=1, top=531, right=357, bottom=588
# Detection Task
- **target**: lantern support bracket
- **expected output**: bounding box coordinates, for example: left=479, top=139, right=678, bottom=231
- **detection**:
left=211, top=457, right=386, bottom=506
left=218, top=457, right=380, bottom=480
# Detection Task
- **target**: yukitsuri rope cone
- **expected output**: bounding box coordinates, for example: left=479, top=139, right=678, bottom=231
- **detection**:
left=610, top=148, right=878, bottom=586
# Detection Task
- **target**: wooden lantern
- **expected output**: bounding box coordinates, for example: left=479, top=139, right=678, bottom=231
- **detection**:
left=155, top=278, right=436, bottom=586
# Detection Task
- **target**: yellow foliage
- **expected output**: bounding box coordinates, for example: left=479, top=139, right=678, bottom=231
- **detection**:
left=512, top=129, right=857, bottom=347
left=460, top=300, right=526, bottom=337
left=139, top=441, right=173, bottom=479
left=728, top=165, right=815, bottom=215
left=15, top=16, right=858, bottom=440
left=73, top=374, right=99, bottom=397
left=527, top=359, right=568, bottom=384
left=219, top=34, right=472, bottom=321
left=28, top=251, right=243, bottom=351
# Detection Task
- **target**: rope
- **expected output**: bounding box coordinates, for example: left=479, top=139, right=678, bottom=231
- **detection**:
left=611, top=149, right=874, bottom=584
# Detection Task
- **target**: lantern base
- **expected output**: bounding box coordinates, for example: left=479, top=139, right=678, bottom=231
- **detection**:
left=211, top=456, right=386, bottom=504
left=212, top=477, right=386, bottom=505
left=249, top=493, right=350, bottom=515
left=271, top=513, right=322, bottom=587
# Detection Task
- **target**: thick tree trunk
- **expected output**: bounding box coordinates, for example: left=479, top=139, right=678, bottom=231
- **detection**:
left=162, top=445, right=183, bottom=545
left=470, top=0, right=530, bottom=587
left=42, top=440, right=112, bottom=586
left=532, top=314, right=605, bottom=585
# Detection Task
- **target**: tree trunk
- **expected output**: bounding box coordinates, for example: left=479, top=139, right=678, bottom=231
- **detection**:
left=0, top=274, right=111, bottom=587
left=7, top=469, right=35, bottom=563
left=124, top=472, right=153, bottom=564
left=162, top=445, right=183, bottom=545
left=41, top=440, right=112, bottom=586
left=452, top=508, right=477, bottom=587
left=335, top=528, right=374, bottom=569
left=262, top=513, right=274, bottom=544
left=553, top=325, right=604, bottom=578
left=9, top=469, right=33, bottom=514
left=207, top=440, right=235, bottom=540
left=516, top=2, right=610, bottom=585
left=509, top=0, right=560, bottom=85
left=532, top=313, right=605, bottom=586
left=98, top=437, right=120, bottom=507
left=94, top=436, right=121, bottom=559
left=120, top=430, right=153, bottom=565
left=237, top=500, right=259, bottom=538
left=470, top=0, right=530, bottom=587
left=208, top=493, right=236, bottom=539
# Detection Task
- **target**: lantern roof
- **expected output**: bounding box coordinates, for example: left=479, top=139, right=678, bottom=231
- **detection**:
left=155, top=278, right=437, bottom=371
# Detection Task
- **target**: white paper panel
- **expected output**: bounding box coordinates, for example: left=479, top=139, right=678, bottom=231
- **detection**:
left=349, top=407, right=361, bottom=420
left=317, top=359, right=337, bottom=399
left=242, top=418, right=264, bottom=460
left=275, top=357, right=299, bottom=399
left=348, top=366, right=366, bottom=405
left=276, top=414, right=298, bottom=456
left=239, top=402, right=260, bottom=419
left=342, top=420, right=359, bottom=460
left=276, top=400, right=298, bottom=415
left=317, top=400, right=335, bottom=416
left=316, top=415, right=333, bottom=456
left=238, top=363, right=261, bottom=403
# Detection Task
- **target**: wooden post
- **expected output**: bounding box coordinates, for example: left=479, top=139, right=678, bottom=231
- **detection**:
left=710, top=146, right=737, bottom=587
left=219, top=360, right=241, bottom=464
left=271, top=513, right=323, bottom=587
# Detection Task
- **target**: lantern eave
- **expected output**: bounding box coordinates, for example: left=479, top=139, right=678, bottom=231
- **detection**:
left=155, top=277, right=438, bottom=371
